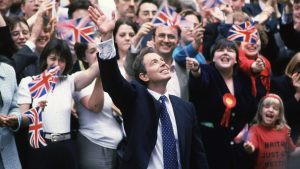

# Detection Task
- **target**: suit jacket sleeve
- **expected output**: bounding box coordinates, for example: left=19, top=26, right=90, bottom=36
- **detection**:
left=98, top=49, right=137, bottom=113
left=12, top=45, right=38, bottom=74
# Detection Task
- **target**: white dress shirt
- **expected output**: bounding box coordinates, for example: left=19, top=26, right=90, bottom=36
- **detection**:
left=147, top=89, right=181, bottom=169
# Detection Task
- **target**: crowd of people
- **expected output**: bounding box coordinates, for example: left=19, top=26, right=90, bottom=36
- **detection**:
left=0, top=0, right=300, bottom=169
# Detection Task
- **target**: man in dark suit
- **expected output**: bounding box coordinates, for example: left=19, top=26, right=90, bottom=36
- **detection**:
left=89, top=5, right=208, bottom=169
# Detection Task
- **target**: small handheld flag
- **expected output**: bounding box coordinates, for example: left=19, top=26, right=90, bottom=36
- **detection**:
left=234, top=123, right=249, bottom=143
left=152, top=3, right=185, bottom=27
left=24, top=106, right=47, bottom=149
left=28, top=66, right=60, bottom=99
left=56, top=16, right=97, bottom=44
left=227, top=21, right=258, bottom=44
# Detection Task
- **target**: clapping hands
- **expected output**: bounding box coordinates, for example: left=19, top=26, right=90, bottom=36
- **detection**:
left=0, top=114, right=18, bottom=128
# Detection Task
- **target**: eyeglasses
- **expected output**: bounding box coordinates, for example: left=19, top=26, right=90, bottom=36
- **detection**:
left=0, top=91, right=3, bottom=107
left=156, top=33, right=177, bottom=40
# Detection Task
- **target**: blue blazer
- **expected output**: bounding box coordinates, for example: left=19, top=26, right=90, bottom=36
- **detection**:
left=0, top=63, right=22, bottom=169
left=98, top=57, right=208, bottom=169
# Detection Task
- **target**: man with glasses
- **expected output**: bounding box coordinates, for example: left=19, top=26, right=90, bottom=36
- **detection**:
left=126, top=24, right=191, bottom=100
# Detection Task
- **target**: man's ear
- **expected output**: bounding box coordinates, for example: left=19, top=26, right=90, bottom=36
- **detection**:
left=139, top=72, right=149, bottom=82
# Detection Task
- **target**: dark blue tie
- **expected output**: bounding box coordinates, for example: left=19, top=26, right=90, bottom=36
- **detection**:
left=159, top=95, right=178, bottom=169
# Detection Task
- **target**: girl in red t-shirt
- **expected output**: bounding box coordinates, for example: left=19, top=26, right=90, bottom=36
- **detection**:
left=244, top=94, right=300, bottom=169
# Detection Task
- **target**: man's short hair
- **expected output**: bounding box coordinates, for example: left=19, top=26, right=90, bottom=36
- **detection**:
left=136, top=0, right=159, bottom=16
left=67, top=0, right=91, bottom=19
left=133, top=47, right=156, bottom=86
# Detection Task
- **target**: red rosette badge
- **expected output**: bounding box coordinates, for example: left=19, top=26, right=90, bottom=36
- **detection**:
left=220, top=93, right=236, bottom=128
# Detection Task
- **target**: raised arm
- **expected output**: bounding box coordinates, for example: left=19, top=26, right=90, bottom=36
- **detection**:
left=88, top=4, right=136, bottom=111
left=26, top=0, right=53, bottom=27
left=132, top=22, right=154, bottom=48
left=186, top=57, right=201, bottom=77
left=73, top=61, right=99, bottom=91
left=0, top=13, right=15, bottom=57
left=79, top=77, right=104, bottom=113
left=12, top=10, right=44, bottom=74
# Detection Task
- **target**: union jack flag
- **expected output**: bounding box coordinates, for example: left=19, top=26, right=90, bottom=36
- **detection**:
left=227, top=21, right=258, bottom=44
left=201, top=0, right=230, bottom=9
left=152, top=3, right=185, bottom=27
left=56, top=16, right=96, bottom=44
left=28, top=66, right=60, bottom=99
left=24, top=106, right=47, bottom=149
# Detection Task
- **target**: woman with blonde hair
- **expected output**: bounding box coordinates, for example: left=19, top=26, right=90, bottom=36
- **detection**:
left=244, top=93, right=300, bottom=169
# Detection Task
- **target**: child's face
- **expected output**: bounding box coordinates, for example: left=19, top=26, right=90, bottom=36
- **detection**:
left=261, top=100, right=280, bottom=127
left=241, top=39, right=261, bottom=58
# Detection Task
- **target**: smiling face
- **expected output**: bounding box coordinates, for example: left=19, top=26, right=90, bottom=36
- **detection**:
left=115, top=24, right=135, bottom=53
left=241, top=39, right=261, bottom=58
left=294, top=3, right=300, bottom=23
left=213, top=47, right=237, bottom=70
left=140, top=52, right=171, bottom=85
left=36, top=26, right=51, bottom=52
left=260, top=98, right=281, bottom=127
left=154, top=25, right=179, bottom=56
left=181, top=14, right=200, bottom=43
left=11, top=22, right=30, bottom=49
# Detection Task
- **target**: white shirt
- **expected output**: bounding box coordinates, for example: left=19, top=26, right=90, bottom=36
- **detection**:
left=147, top=89, right=181, bottom=169
left=18, top=75, right=75, bottom=133
left=166, top=61, right=181, bottom=98
left=74, top=80, right=123, bottom=149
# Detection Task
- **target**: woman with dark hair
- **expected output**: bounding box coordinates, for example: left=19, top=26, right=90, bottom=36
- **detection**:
left=0, top=15, right=30, bottom=57
left=113, top=18, right=138, bottom=78
left=17, top=38, right=99, bottom=169
left=74, top=42, right=123, bottom=169
left=0, top=1, right=53, bottom=83
left=187, top=39, right=257, bottom=169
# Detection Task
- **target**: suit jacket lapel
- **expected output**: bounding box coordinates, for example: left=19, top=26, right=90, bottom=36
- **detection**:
left=169, top=96, right=185, bottom=164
